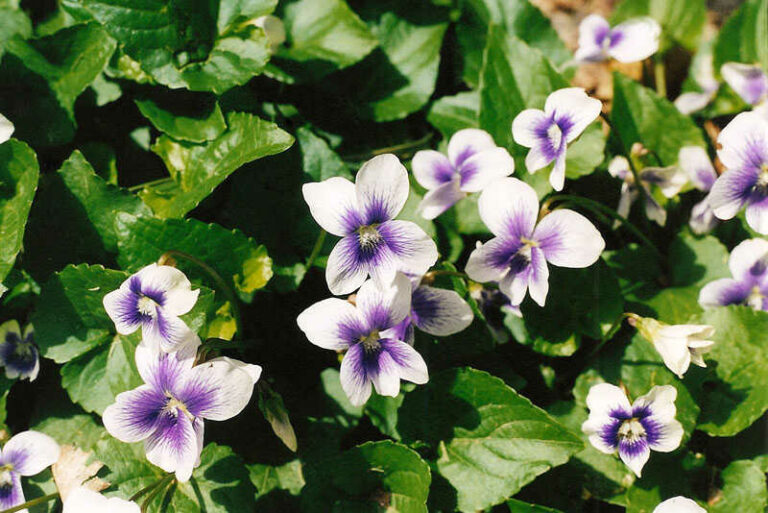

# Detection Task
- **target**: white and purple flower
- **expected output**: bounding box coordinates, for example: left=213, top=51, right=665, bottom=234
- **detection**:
left=512, top=88, right=602, bottom=191
left=653, top=497, right=706, bottom=513
left=297, top=273, right=428, bottom=406
left=102, top=342, right=261, bottom=482
left=0, top=321, right=39, bottom=382
left=708, top=112, right=768, bottom=233
left=0, top=114, right=13, bottom=145
left=721, top=63, right=768, bottom=117
left=699, top=238, right=768, bottom=311
left=679, top=146, right=719, bottom=234
left=302, top=154, right=438, bottom=295
left=103, top=264, right=200, bottom=354
left=465, top=177, right=605, bottom=306
left=575, top=14, right=661, bottom=64
left=608, top=156, right=687, bottom=226
left=675, top=50, right=719, bottom=115
left=582, top=383, right=683, bottom=477
left=412, top=129, right=514, bottom=219
left=631, top=315, right=715, bottom=378
left=0, top=431, right=60, bottom=511
left=389, top=275, right=474, bottom=344
left=63, top=487, right=139, bottom=513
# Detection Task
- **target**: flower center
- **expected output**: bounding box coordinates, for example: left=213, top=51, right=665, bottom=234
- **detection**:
left=137, top=296, right=158, bottom=317
left=617, top=418, right=646, bottom=443
left=0, top=466, right=14, bottom=489
left=758, top=164, right=768, bottom=191
left=747, top=285, right=764, bottom=310
left=164, top=394, right=194, bottom=421
left=546, top=123, right=563, bottom=152
left=360, top=330, right=381, bottom=354
left=357, top=225, right=383, bottom=251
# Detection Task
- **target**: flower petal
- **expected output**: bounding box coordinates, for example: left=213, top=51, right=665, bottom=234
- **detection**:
left=180, top=357, right=260, bottom=421
left=134, top=343, right=195, bottom=393
left=458, top=148, right=515, bottom=192
left=616, top=183, right=637, bottom=220
left=63, top=487, right=140, bottom=513
left=689, top=197, right=718, bottom=234
left=608, top=155, right=631, bottom=180
left=0, top=471, right=23, bottom=511
left=698, top=278, right=751, bottom=308
left=674, top=91, right=713, bottom=114
left=380, top=339, right=428, bottom=385
left=729, top=238, right=768, bottom=282
left=632, top=385, right=679, bottom=425
left=721, top=62, right=768, bottom=106
left=574, top=14, right=610, bottom=62
left=369, top=348, right=401, bottom=398
left=355, top=154, right=409, bottom=224
left=411, top=150, right=455, bottom=190
left=527, top=247, right=550, bottom=306
left=103, top=385, right=166, bottom=443
left=512, top=109, right=549, bottom=149
left=608, top=17, right=661, bottom=63
left=356, top=273, right=412, bottom=331
left=2, top=431, right=59, bottom=477
left=534, top=209, right=605, bottom=268
left=585, top=383, right=631, bottom=420
left=478, top=177, right=539, bottom=238
left=465, top=237, right=517, bottom=283
left=745, top=196, right=768, bottom=234
left=144, top=413, right=202, bottom=482
left=549, top=152, right=567, bottom=191
left=708, top=168, right=756, bottom=221
left=325, top=235, right=373, bottom=295
left=143, top=312, right=198, bottom=354
left=499, top=263, right=532, bottom=306
left=544, top=88, right=602, bottom=143
left=103, top=288, right=142, bottom=336
left=410, top=286, right=473, bottom=336
left=679, top=146, right=717, bottom=192
left=447, top=129, right=497, bottom=168
left=652, top=336, right=692, bottom=378
left=377, top=220, right=438, bottom=280
left=135, top=264, right=199, bottom=317
left=653, top=497, right=707, bottom=513
left=297, top=298, right=361, bottom=350
left=0, top=114, right=14, bottom=145
left=618, top=437, right=650, bottom=477
left=716, top=111, right=768, bottom=172
left=640, top=166, right=687, bottom=199
left=643, top=190, right=668, bottom=226
left=302, top=177, right=361, bottom=237
left=339, top=344, right=372, bottom=406
left=417, top=179, right=466, bottom=220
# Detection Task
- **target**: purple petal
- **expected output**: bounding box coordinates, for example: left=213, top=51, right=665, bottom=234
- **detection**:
left=607, top=18, right=661, bottom=63
left=417, top=179, right=466, bottom=220
left=0, top=471, right=23, bottom=510
left=721, top=63, right=768, bottom=106
left=102, top=288, right=143, bottom=335
left=411, top=150, right=455, bottom=190
left=326, top=235, right=376, bottom=296
left=389, top=317, right=415, bottom=345
left=356, top=274, right=412, bottom=332
left=179, top=357, right=259, bottom=421
left=410, top=286, right=473, bottom=336
left=380, top=338, right=428, bottom=385
left=355, top=154, right=409, bottom=225
left=144, top=409, right=201, bottom=482
left=1, top=431, right=60, bottom=477
left=302, top=177, right=363, bottom=237
left=103, top=385, right=167, bottom=443
left=699, top=278, right=752, bottom=308
left=689, top=197, right=719, bottom=235
left=376, top=220, right=438, bottom=280
left=339, top=343, right=373, bottom=406
left=574, top=14, right=610, bottom=62
left=447, top=129, right=497, bottom=169
left=477, top=177, right=539, bottom=239
left=465, top=237, right=521, bottom=284
left=0, top=334, right=38, bottom=381
left=457, top=148, right=515, bottom=193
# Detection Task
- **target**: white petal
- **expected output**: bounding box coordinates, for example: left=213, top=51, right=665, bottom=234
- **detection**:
left=458, top=147, right=515, bottom=192
left=745, top=198, right=768, bottom=234
left=134, top=342, right=195, bottom=387
left=581, top=417, right=617, bottom=454
left=574, top=14, right=610, bottom=62
left=103, top=385, right=166, bottom=443
left=528, top=247, right=550, bottom=307
left=355, top=154, right=409, bottom=223
left=411, top=150, right=454, bottom=190
left=183, top=357, right=259, bottom=421
left=608, top=155, right=631, bottom=180
left=617, top=183, right=638, bottom=220
left=339, top=344, right=372, bottom=406
left=679, top=146, right=717, bottom=191
left=0, top=114, right=14, bottom=145
left=534, top=209, right=605, bottom=268
left=544, top=88, right=602, bottom=143
left=729, top=238, right=768, bottom=281
left=478, top=177, right=539, bottom=238
left=410, top=286, right=474, bottom=336
left=585, top=383, right=631, bottom=419
left=721, top=62, right=768, bottom=106
left=689, top=197, right=718, bottom=234
left=717, top=111, right=768, bottom=171
left=135, top=264, right=198, bottom=316
left=64, top=487, right=140, bottom=513
left=447, top=128, right=497, bottom=167
left=382, top=339, right=428, bottom=384
left=297, top=298, right=359, bottom=350
left=640, top=166, right=688, bottom=198
left=698, top=278, right=750, bottom=308
left=512, top=109, right=549, bottom=149
left=370, top=350, right=401, bottom=397
left=549, top=152, right=567, bottom=191
left=102, top=288, right=141, bottom=336
left=465, top=237, right=514, bottom=283
left=644, top=191, right=668, bottom=226
left=143, top=313, right=198, bottom=354
left=619, top=443, right=651, bottom=477
left=525, top=145, right=554, bottom=173
left=653, top=497, right=707, bottom=513
left=356, top=273, right=412, bottom=329
left=2, top=431, right=60, bottom=476
left=499, top=269, right=530, bottom=306
left=417, top=179, right=466, bottom=220
left=649, top=418, right=684, bottom=452
left=632, top=385, right=678, bottom=425
left=302, top=177, right=360, bottom=237
left=608, top=17, right=661, bottom=63
left=652, top=336, right=692, bottom=378
left=325, top=235, right=370, bottom=296
left=144, top=414, right=202, bottom=483
left=378, top=220, right=438, bottom=279
left=674, top=91, right=712, bottom=114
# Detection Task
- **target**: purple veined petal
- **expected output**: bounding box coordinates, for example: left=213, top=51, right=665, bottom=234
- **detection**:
left=640, top=166, right=687, bottom=199
left=386, top=317, right=415, bottom=345
left=103, top=287, right=143, bottom=336
left=144, top=412, right=202, bottom=482
left=1, top=431, right=60, bottom=477
left=618, top=436, right=651, bottom=477
left=103, top=385, right=167, bottom=443
left=63, top=487, right=141, bottom=513
left=410, top=285, right=474, bottom=336
left=512, top=109, right=549, bottom=149
left=709, top=168, right=757, bottom=221
left=465, top=237, right=520, bottom=284
left=549, top=151, right=567, bottom=191
left=135, top=264, right=199, bottom=317
left=302, top=177, right=362, bottom=237
left=356, top=273, right=412, bottom=332
left=447, top=129, right=497, bottom=169
left=574, top=14, right=610, bottom=62
left=142, top=311, right=197, bottom=354
left=728, top=238, right=768, bottom=282
left=643, top=187, right=668, bottom=226
left=544, top=88, right=602, bottom=143
left=179, top=357, right=260, bottom=421
left=607, top=17, right=661, bottom=63
left=325, top=235, right=375, bottom=296
left=674, top=91, right=714, bottom=115
left=698, top=278, right=751, bottom=308
left=689, top=197, right=719, bottom=235
left=368, top=346, right=401, bottom=397
left=297, top=298, right=362, bottom=350
left=527, top=247, right=550, bottom=306
left=653, top=497, right=707, bottom=513
left=417, top=179, right=466, bottom=220
left=582, top=415, right=621, bottom=454
left=477, top=177, right=539, bottom=238
left=745, top=194, right=768, bottom=233
left=0, top=113, right=14, bottom=145
left=458, top=147, right=515, bottom=193
left=134, top=344, right=194, bottom=395
left=585, top=383, right=632, bottom=420
left=607, top=155, right=632, bottom=181
left=632, top=385, right=678, bottom=425
left=380, top=338, right=428, bottom=385
left=499, top=261, right=533, bottom=306
left=376, top=220, right=439, bottom=280
left=339, top=344, right=373, bottom=406
left=616, top=182, right=638, bottom=222
left=721, top=62, right=768, bottom=106
left=0, top=470, right=23, bottom=511
left=534, top=209, right=605, bottom=268
left=679, top=146, right=717, bottom=191
left=716, top=111, right=768, bottom=171
left=355, top=154, right=409, bottom=225
left=411, top=150, right=455, bottom=190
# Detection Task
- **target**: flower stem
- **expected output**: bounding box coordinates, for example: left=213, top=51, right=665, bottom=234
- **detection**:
left=128, top=176, right=174, bottom=192
left=159, top=250, right=244, bottom=340
left=140, top=474, right=176, bottom=512
left=654, top=57, right=667, bottom=98
left=342, top=132, right=434, bottom=161
left=424, top=270, right=469, bottom=280
left=305, top=230, right=327, bottom=270
left=0, top=493, right=59, bottom=513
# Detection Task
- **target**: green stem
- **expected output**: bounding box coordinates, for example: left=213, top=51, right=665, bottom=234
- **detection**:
left=128, top=176, right=173, bottom=192
left=141, top=474, right=176, bottom=512
left=654, top=57, right=667, bottom=98
left=305, top=230, right=327, bottom=269
left=342, top=133, right=434, bottom=161
left=425, top=270, right=469, bottom=279
left=0, top=493, right=59, bottom=513
left=160, top=250, right=243, bottom=340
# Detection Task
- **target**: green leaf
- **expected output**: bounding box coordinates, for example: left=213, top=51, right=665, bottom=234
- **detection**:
left=61, top=342, right=114, bottom=414
left=249, top=459, right=305, bottom=498
left=141, top=112, right=294, bottom=218
left=32, top=407, right=108, bottom=453
left=612, top=0, right=707, bottom=51
left=456, top=0, right=571, bottom=88
left=710, top=460, right=768, bottom=513
left=0, top=8, right=31, bottom=57
left=115, top=213, right=272, bottom=302
left=136, top=98, right=227, bottom=143
left=296, top=126, right=352, bottom=181
left=97, top=439, right=257, bottom=512
left=668, top=233, right=730, bottom=287
left=611, top=73, right=705, bottom=165
left=713, top=0, right=768, bottom=73
left=0, top=139, right=39, bottom=284
left=302, top=440, right=431, bottom=513
left=399, top=368, right=583, bottom=512
left=427, top=91, right=479, bottom=139
left=692, top=306, right=768, bottom=436
left=217, top=0, right=278, bottom=33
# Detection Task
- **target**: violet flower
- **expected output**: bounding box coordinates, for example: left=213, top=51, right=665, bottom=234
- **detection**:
left=679, top=146, right=718, bottom=234
left=575, top=14, right=661, bottom=64
left=699, top=238, right=768, bottom=311
left=721, top=63, right=768, bottom=117
left=0, top=431, right=60, bottom=510
left=0, top=320, right=39, bottom=381
left=63, top=487, right=139, bottom=513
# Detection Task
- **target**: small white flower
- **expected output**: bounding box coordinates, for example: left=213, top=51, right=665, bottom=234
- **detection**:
left=575, top=14, right=661, bottom=63
left=675, top=49, right=719, bottom=115
left=103, top=264, right=200, bottom=353
left=63, top=487, right=139, bottom=513
left=631, top=316, right=715, bottom=378
left=699, top=238, right=768, bottom=311
left=679, top=146, right=718, bottom=234
left=721, top=63, right=768, bottom=114
left=0, top=114, right=13, bottom=145
left=0, top=320, right=39, bottom=381
left=582, top=383, right=684, bottom=477
left=653, top=496, right=707, bottom=513
left=0, top=431, right=61, bottom=510
left=512, top=88, right=602, bottom=191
